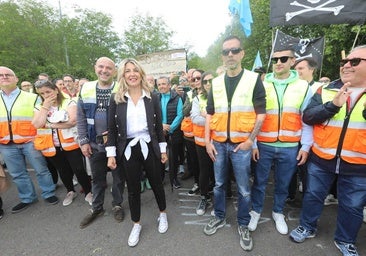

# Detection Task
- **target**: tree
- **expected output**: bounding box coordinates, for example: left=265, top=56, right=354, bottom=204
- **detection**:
left=121, top=13, right=174, bottom=58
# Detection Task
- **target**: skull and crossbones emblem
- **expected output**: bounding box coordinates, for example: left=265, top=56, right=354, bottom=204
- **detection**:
left=286, top=0, right=345, bottom=21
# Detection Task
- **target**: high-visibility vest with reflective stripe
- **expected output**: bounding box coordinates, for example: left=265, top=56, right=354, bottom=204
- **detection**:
left=79, top=81, right=118, bottom=141
left=192, top=95, right=207, bottom=146
left=312, top=88, right=366, bottom=164
left=34, top=99, right=79, bottom=157
left=257, top=79, right=309, bottom=142
left=210, top=70, right=258, bottom=143
left=0, top=91, right=37, bottom=144
left=181, top=90, right=194, bottom=137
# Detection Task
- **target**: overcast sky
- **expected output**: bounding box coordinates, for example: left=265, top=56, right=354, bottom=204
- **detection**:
left=47, top=0, right=233, bottom=56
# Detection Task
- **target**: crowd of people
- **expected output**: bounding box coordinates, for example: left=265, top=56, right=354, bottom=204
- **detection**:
left=0, top=35, right=366, bottom=256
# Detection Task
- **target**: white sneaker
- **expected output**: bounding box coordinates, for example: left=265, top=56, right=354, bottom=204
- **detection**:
left=298, top=181, right=303, bottom=193
left=85, top=192, right=93, bottom=206
left=272, top=211, right=288, bottom=235
left=248, top=211, right=260, bottom=231
left=63, top=191, right=77, bottom=206
left=178, top=165, right=185, bottom=174
left=72, top=177, right=78, bottom=186
left=128, top=223, right=142, bottom=247
left=158, top=212, right=168, bottom=233
left=363, top=207, right=366, bottom=223
left=324, top=194, right=338, bottom=205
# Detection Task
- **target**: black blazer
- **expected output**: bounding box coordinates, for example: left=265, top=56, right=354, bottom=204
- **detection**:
left=106, top=92, right=165, bottom=161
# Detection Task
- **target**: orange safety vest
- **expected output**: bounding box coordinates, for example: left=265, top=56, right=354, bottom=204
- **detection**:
left=312, top=88, right=366, bottom=164
left=192, top=95, right=207, bottom=146
left=0, top=90, right=38, bottom=144
left=181, top=90, right=194, bottom=138
left=257, top=79, right=309, bottom=143
left=34, top=99, right=79, bottom=157
left=210, top=71, right=258, bottom=143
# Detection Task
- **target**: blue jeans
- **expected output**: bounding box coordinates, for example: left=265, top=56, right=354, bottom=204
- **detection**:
left=213, top=141, right=251, bottom=226
left=0, top=142, right=55, bottom=203
left=300, top=161, right=366, bottom=244
left=251, top=143, right=298, bottom=213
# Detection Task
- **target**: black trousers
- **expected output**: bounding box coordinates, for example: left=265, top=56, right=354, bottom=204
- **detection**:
left=123, top=141, right=166, bottom=222
left=196, top=144, right=214, bottom=197
left=48, top=147, right=91, bottom=195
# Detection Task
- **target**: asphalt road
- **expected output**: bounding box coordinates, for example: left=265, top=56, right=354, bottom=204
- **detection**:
left=1, top=170, right=365, bottom=256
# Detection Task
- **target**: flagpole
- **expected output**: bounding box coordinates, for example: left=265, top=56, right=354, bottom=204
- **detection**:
left=351, top=25, right=362, bottom=50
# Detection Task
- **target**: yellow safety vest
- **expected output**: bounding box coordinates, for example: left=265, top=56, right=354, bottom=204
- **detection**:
left=210, top=71, right=258, bottom=143
left=257, top=79, right=309, bottom=142
left=192, top=95, right=208, bottom=146
left=313, top=88, right=366, bottom=164
left=0, top=91, right=37, bottom=144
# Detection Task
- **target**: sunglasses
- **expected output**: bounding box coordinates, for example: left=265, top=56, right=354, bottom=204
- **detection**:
left=192, top=77, right=201, bottom=82
left=222, top=48, right=242, bottom=56
left=271, top=56, right=293, bottom=64
left=340, top=58, right=366, bottom=67
left=203, top=79, right=213, bottom=85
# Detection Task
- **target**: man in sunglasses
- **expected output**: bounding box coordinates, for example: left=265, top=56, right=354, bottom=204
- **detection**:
left=249, top=47, right=313, bottom=236
left=290, top=45, right=366, bottom=256
left=203, top=35, right=266, bottom=252
left=0, top=66, right=59, bottom=213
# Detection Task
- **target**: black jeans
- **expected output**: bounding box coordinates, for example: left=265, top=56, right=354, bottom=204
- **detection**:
left=89, top=146, right=125, bottom=211
left=196, top=144, right=214, bottom=196
left=48, top=147, right=91, bottom=195
left=123, top=141, right=166, bottom=223
left=184, top=138, right=200, bottom=183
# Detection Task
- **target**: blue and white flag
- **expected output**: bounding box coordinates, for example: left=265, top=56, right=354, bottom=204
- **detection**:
left=252, top=51, right=263, bottom=71
left=229, top=0, right=253, bottom=37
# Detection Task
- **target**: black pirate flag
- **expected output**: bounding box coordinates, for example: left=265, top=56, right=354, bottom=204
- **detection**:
left=271, top=29, right=325, bottom=69
left=270, top=0, right=366, bottom=27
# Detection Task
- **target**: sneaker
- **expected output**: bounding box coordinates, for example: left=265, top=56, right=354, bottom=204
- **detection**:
left=85, top=192, right=93, bottom=206
left=178, top=165, right=185, bottom=174
left=334, top=240, right=359, bottom=256
left=145, top=179, right=151, bottom=190
left=128, top=223, right=142, bottom=247
left=45, top=195, right=59, bottom=205
left=0, top=209, right=3, bottom=219
left=188, top=183, right=199, bottom=196
left=289, top=225, right=316, bottom=243
left=158, top=212, right=168, bottom=233
left=11, top=202, right=31, bottom=214
left=196, top=197, right=208, bottom=216
left=210, top=209, right=215, bottom=216
left=298, top=181, right=303, bottom=193
left=112, top=205, right=124, bottom=223
left=238, top=226, right=253, bottom=251
left=173, top=179, right=181, bottom=189
left=79, top=209, right=105, bottom=229
left=62, top=191, right=77, bottom=206
left=285, top=196, right=295, bottom=203
left=73, top=177, right=78, bottom=186
left=363, top=207, right=366, bottom=223
left=324, top=194, right=338, bottom=205
left=203, top=216, right=226, bottom=235
left=248, top=210, right=261, bottom=231
left=272, top=211, right=288, bottom=234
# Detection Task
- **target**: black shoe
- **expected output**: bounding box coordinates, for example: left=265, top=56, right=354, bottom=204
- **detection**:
left=45, top=196, right=59, bottom=205
left=80, top=209, right=105, bottom=229
left=112, top=206, right=124, bottom=223
left=0, top=209, right=4, bottom=219
left=172, top=178, right=181, bottom=189
left=12, top=202, right=31, bottom=213
left=181, top=172, right=192, bottom=180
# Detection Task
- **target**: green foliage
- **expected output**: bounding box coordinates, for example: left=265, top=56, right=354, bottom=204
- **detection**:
left=120, top=12, right=174, bottom=58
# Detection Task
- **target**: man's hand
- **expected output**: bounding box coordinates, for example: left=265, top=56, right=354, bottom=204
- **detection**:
left=252, top=148, right=259, bottom=162
left=161, top=153, right=168, bottom=164
left=233, top=139, right=253, bottom=152
left=81, top=144, right=92, bottom=158
left=297, top=150, right=309, bottom=166
left=333, top=82, right=352, bottom=107
left=206, top=142, right=217, bottom=162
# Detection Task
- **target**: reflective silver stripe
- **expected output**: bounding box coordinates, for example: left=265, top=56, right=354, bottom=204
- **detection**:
left=265, top=109, right=278, bottom=114
left=279, top=130, right=302, bottom=137
left=258, top=131, right=278, bottom=137
left=87, top=118, right=95, bottom=125
left=282, top=106, right=299, bottom=113
left=194, top=136, right=205, bottom=143
left=212, top=131, right=226, bottom=137
left=231, top=131, right=250, bottom=138
left=214, top=107, right=229, bottom=113
left=312, top=143, right=366, bottom=160
left=231, top=106, right=255, bottom=112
